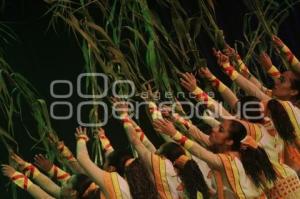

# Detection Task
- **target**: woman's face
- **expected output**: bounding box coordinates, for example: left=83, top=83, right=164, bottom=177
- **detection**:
left=272, top=71, right=298, bottom=100
left=60, top=175, right=78, bottom=199
left=209, top=120, right=233, bottom=147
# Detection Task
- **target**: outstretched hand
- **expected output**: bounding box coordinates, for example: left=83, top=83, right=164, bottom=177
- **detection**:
left=153, top=119, right=177, bottom=137
left=48, top=132, right=63, bottom=149
left=75, top=127, right=89, bottom=142
left=34, top=154, right=53, bottom=172
left=111, top=97, right=130, bottom=116
left=222, top=44, right=238, bottom=59
left=1, top=164, right=16, bottom=178
left=179, top=72, right=197, bottom=92
left=198, top=67, right=214, bottom=79
left=160, top=105, right=172, bottom=118
left=272, top=35, right=284, bottom=48
left=259, top=52, right=273, bottom=71
left=10, top=153, right=27, bottom=171
left=212, top=48, right=229, bottom=66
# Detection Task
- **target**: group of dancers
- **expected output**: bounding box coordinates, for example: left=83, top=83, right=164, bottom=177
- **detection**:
left=2, top=35, right=300, bottom=198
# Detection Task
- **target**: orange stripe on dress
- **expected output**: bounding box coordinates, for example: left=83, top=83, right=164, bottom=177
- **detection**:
left=151, top=154, right=173, bottom=199
left=214, top=170, right=225, bottom=199
left=103, top=172, right=118, bottom=199
left=218, top=154, right=237, bottom=194
left=230, top=155, right=246, bottom=198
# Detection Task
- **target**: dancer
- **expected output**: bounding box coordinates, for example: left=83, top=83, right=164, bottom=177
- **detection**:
left=153, top=118, right=276, bottom=199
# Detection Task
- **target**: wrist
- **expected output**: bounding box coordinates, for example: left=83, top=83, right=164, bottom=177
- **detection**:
left=11, top=171, right=33, bottom=191
left=172, top=131, right=193, bottom=149
left=119, top=112, right=129, bottom=120
left=22, top=162, right=40, bottom=179
left=281, top=45, right=289, bottom=53
left=192, top=87, right=203, bottom=95
left=77, top=135, right=88, bottom=142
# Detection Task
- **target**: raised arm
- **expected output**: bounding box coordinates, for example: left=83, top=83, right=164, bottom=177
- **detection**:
left=217, top=52, right=271, bottom=102
left=222, top=45, right=266, bottom=90
left=33, top=154, right=71, bottom=185
left=120, top=113, right=153, bottom=168
left=199, top=67, right=238, bottom=110
left=75, top=127, right=116, bottom=198
left=259, top=52, right=281, bottom=80
left=180, top=72, right=232, bottom=119
left=166, top=111, right=211, bottom=146
left=148, top=101, right=174, bottom=142
left=130, top=119, right=157, bottom=152
left=273, top=35, right=300, bottom=74
left=111, top=98, right=157, bottom=152
left=153, top=119, right=222, bottom=170
left=10, top=153, right=61, bottom=198
left=48, top=133, right=85, bottom=174
left=1, top=165, right=55, bottom=199
left=96, top=128, right=115, bottom=157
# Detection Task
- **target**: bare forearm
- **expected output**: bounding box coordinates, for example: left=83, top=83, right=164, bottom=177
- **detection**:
left=22, top=163, right=60, bottom=198
left=192, top=87, right=232, bottom=119
left=28, top=184, right=56, bottom=199
left=123, top=120, right=152, bottom=164
left=207, top=74, right=238, bottom=110
left=235, top=75, right=271, bottom=101
left=131, top=120, right=156, bottom=152
left=67, top=161, right=85, bottom=174
left=76, top=140, right=109, bottom=194
left=171, top=131, right=222, bottom=169
left=187, top=125, right=211, bottom=147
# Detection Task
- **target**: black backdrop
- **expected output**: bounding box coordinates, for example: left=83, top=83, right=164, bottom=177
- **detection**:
left=0, top=0, right=300, bottom=198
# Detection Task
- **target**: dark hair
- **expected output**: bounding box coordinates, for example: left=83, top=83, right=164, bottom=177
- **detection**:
left=228, top=120, right=277, bottom=188
left=73, top=174, right=101, bottom=199
left=158, top=142, right=209, bottom=199
left=125, top=159, right=158, bottom=199
left=238, top=96, right=264, bottom=123
left=107, top=150, right=158, bottom=199
left=290, top=73, right=300, bottom=101
left=267, top=99, right=296, bottom=142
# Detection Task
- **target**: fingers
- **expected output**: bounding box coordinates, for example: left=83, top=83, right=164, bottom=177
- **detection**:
left=98, top=128, right=104, bottom=135
left=180, top=78, right=190, bottom=90
left=199, top=67, right=210, bottom=76
left=10, top=153, right=23, bottom=164
left=1, top=164, right=10, bottom=170
left=259, top=52, right=269, bottom=60
left=48, top=132, right=59, bottom=144
left=224, top=43, right=231, bottom=49
left=179, top=72, right=195, bottom=88
left=186, top=72, right=196, bottom=80
left=76, top=127, right=86, bottom=134
left=152, top=119, right=165, bottom=132
left=1, top=164, right=9, bottom=174
left=212, top=48, right=219, bottom=57
left=1, top=164, right=15, bottom=177
left=33, top=154, right=46, bottom=162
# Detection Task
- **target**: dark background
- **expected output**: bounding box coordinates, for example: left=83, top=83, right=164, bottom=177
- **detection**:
left=0, top=0, right=300, bottom=198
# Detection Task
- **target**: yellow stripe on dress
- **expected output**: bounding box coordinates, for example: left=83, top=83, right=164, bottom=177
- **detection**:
left=254, top=124, right=263, bottom=142
left=218, top=154, right=237, bottom=194
left=111, top=173, right=123, bottom=199
left=151, top=154, right=173, bottom=199
left=103, top=172, right=117, bottom=199
left=281, top=101, right=300, bottom=138
left=230, top=156, right=246, bottom=199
